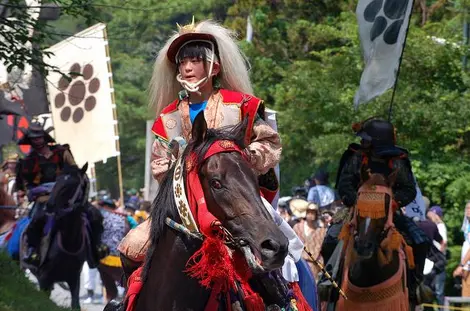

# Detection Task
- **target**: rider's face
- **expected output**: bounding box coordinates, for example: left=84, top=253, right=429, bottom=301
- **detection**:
left=466, top=203, right=470, bottom=218
left=179, top=57, right=207, bottom=83
left=31, top=136, right=45, bottom=149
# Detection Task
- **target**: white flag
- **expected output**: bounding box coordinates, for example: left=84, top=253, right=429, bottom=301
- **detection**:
left=246, top=16, right=253, bottom=43
left=354, top=0, right=413, bottom=107
left=405, top=177, right=426, bottom=221
left=44, top=23, right=119, bottom=167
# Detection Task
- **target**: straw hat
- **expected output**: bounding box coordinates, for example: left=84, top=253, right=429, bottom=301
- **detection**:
left=289, top=199, right=319, bottom=218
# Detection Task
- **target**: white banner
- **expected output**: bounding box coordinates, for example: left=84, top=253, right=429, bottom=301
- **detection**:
left=405, top=177, right=426, bottom=221
left=354, top=0, right=413, bottom=107
left=44, top=23, right=118, bottom=167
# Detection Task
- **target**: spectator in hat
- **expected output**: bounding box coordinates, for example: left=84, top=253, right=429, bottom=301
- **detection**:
left=307, top=170, right=336, bottom=210
left=96, top=199, right=130, bottom=302
left=292, top=202, right=327, bottom=280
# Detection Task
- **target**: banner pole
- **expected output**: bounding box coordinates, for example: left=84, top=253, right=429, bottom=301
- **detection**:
left=103, top=26, right=124, bottom=207
left=388, top=0, right=415, bottom=122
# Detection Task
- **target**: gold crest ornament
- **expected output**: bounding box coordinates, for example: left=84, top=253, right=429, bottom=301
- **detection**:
left=176, top=16, right=197, bottom=34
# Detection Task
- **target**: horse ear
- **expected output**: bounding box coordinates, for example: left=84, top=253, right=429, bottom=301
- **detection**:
left=81, top=162, right=88, bottom=175
left=229, top=116, right=249, bottom=149
left=191, top=112, right=207, bottom=147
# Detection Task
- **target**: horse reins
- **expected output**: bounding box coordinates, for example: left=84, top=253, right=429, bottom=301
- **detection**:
left=54, top=172, right=88, bottom=219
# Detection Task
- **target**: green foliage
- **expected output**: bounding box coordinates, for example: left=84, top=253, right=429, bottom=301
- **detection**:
left=0, top=0, right=98, bottom=76
left=0, top=252, right=68, bottom=311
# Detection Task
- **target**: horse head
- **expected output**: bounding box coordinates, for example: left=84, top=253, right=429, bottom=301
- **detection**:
left=353, top=169, right=397, bottom=261
left=47, top=163, right=89, bottom=216
left=187, top=113, right=288, bottom=272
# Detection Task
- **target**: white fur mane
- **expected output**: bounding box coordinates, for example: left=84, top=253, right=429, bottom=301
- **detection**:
left=148, top=20, right=254, bottom=116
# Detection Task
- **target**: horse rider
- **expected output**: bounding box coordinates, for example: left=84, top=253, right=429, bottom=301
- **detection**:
left=321, top=117, right=430, bottom=304
left=16, top=121, right=107, bottom=266
left=118, top=18, right=304, bottom=287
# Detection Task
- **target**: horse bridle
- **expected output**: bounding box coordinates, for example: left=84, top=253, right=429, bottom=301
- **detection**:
left=169, top=141, right=250, bottom=250
left=53, top=171, right=89, bottom=219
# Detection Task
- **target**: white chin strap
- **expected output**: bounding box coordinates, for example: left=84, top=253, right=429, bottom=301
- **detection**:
left=175, top=40, right=218, bottom=94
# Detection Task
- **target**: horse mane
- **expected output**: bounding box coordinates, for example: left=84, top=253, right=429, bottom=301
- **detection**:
left=143, top=118, right=248, bottom=281
left=192, top=118, right=247, bottom=166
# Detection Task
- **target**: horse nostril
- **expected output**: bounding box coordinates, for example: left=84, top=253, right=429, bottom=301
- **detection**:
left=260, top=239, right=281, bottom=254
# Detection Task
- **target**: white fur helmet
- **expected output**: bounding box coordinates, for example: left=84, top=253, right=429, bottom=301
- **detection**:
left=148, top=18, right=253, bottom=116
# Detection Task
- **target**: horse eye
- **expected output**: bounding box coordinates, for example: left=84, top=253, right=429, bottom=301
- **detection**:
left=210, top=179, right=222, bottom=190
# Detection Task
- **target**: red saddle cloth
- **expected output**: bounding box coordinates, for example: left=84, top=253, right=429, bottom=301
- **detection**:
left=125, top=266, right=143, bottom=311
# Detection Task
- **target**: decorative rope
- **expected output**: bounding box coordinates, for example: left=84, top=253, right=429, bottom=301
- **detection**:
left=377, top=227, right=415, bottom=269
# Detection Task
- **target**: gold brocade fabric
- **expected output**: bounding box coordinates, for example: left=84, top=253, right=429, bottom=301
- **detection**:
left=117, top=219, right=151, bottom=263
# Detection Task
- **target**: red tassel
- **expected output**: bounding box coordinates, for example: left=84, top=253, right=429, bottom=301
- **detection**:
left=290, top=282, right=313, bottom=311
left=232, top=251, right=265, bottom=311
left=185, top=236, right=236, bottom=289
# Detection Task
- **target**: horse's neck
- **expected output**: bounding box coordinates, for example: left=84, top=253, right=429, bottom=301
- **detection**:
left=58, top=208, right=84, bottom=242
left=136, top=229, right=210, bottom=311
left=348, top=251, right=400, bottom=288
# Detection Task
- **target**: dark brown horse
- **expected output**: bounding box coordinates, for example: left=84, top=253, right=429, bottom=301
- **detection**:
left=337, top=171, right=413, bottom=311
left=20, top=164, right=93, bottom=310
left=134, top=113, right=289, bottom=311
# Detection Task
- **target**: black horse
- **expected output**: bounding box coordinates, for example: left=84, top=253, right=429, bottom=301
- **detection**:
left=21, top=163, right=101, bottom=310
left=125, top=113, right=289, bottom=311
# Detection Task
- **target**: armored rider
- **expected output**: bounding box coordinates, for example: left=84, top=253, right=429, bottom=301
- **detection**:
left=17, top=122, right=107, bottom=266
left=322, top=117, right=430, bottom=304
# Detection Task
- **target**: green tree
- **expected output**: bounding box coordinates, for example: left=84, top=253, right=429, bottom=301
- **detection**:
left=0, top=1, right=98, bottom=75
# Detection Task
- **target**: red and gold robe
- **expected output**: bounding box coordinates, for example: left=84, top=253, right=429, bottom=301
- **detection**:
left=150, top=88, right=280, bottom=203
